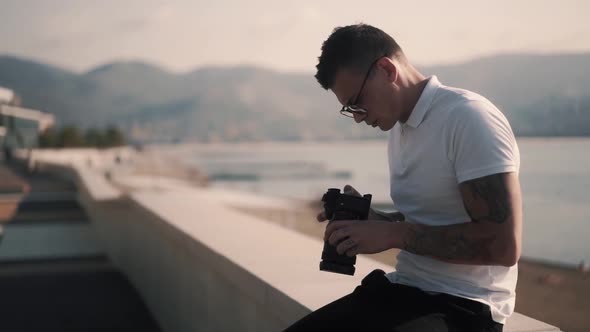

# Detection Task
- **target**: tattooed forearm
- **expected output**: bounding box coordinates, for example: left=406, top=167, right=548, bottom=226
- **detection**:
left=400, top=173, right=520, bottom=265
left=403, top=223, right=495, bottom=262
left=463, top=173, right=510, bottom=224
left=371, top=209, right=405, bottom=222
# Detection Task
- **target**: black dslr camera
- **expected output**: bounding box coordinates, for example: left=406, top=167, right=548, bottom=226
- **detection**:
left=319, top=188, right=372, bottom=276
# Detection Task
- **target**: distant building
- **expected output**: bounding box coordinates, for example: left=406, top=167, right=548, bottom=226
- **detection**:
left=0, top=87, right=55, bottom=157
left=0, top=86, right=14, bottom=105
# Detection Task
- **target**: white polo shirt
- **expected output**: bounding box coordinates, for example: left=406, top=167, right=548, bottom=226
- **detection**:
left=385, top=76, right=520, bottom=324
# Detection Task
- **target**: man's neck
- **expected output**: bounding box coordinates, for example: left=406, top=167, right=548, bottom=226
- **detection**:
left=398, top=65, right=427, bottom=123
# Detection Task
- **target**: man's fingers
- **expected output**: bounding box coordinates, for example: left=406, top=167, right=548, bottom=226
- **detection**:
left=343, top=184, right=361, bottom=197
left=318, top=186, right=361, bottom=224
left=328, top=227, right=351, bottom=246
left=345, top=247, right=359, bottom=257
left=336, top=237, right=357, bottom=255
left=316, top=212, right=327, bottom=222
left=324, top=220, right=355, bottom=241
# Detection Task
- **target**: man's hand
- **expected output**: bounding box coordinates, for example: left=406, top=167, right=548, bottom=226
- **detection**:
left=316, top=184, right=387, bottom=222
left=324, top=220, right=398, bottom=257
left=314, top=184, right=404, bottom=257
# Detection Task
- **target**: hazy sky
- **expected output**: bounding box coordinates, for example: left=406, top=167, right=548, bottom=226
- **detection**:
left=1, top=0, right=589, bottom=73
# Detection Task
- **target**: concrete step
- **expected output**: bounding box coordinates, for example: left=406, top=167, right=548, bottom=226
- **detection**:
left=1, top=163, right=76, bottom=193
left=0, top=192, right=81, bottom=221
left=0, top=164, right=30, bottom=194
left=0, top=222, right=103, bottom=262
left=8, top=210, right=88, bottom=224
left=0, top=255, right=112, bottom=276
left=17, top=199, right=83, bottom=211
left=3, top=197, right=87, bottom=224
left=0, top=191, right=78, bottom=203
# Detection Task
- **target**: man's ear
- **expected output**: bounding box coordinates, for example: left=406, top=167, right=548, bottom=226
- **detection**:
left=378, top=57, right=398, bottom=83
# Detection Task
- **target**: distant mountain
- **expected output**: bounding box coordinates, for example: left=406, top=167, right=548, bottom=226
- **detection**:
left=422, top=53, right=590, bottom=112
left=1, top=53, right=589, bottom=142
left=84, top=61, right=186, bottom=105
left=510, top=94, right=590, bottom=136
left=420, top=53, right=590, bottom=136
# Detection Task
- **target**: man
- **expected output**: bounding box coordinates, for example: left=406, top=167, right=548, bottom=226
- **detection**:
left=284, top=24, right=522, bottom=332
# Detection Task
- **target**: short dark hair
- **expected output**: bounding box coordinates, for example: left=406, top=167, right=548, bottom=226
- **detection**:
left=315, top=24, right=404, bottom=90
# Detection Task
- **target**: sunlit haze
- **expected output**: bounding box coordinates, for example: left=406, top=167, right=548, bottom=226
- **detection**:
left=1, top=0, right=589, bottom=72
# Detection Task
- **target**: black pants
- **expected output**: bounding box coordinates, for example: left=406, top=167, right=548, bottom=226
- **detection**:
left=283, top=269, right=503, bottom=332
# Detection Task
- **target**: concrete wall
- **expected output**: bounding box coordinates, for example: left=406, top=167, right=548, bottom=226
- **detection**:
left=26, top=149, right=562, bottom=332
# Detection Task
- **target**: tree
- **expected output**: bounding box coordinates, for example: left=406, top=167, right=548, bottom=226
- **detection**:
left=103, top=125, right=125, bottom=147
left=84, top=128, right=103, bottom=147
left=38, top=128, right=58, bottom=147
left=57, top=126, right=84, bottom=147
left=37, top=125, right=126, bottom=148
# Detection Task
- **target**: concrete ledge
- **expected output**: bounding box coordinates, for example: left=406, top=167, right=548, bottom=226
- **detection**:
left=21, top=149, right=123, bottom=201
left=76, top=167, right=121, bottom=201
left=87, top=184, right=560, bottom=331
left=17, top=148, right=134, bottom=171
left=26, top=150, right=561, bottom=332
left=152, top=189, right=563, bottom=331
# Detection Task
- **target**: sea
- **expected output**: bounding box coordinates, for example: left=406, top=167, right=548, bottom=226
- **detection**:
left=163, top=138, right=590, bottom=267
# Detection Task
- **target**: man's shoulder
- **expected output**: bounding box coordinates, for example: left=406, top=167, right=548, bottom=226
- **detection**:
left=433, top=84, right=495, bottom=113
left=425, top=84, right=516, bottom=154
left=431, top=85, right=504, bottom=126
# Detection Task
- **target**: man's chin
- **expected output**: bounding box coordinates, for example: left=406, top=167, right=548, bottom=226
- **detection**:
left=379, top=122, right=395, bottom=131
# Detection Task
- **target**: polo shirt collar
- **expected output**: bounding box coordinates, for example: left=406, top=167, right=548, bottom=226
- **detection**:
left=403, top=75, right=440, bottom=128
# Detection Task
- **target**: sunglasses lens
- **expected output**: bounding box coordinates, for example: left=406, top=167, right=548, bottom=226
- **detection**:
left=343, top=111, right=354, bottom=117
left=349, top=106, right=366, bottom=114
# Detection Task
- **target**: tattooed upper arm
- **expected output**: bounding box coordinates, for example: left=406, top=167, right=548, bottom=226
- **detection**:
left=459, top=173, right=511, bottom=224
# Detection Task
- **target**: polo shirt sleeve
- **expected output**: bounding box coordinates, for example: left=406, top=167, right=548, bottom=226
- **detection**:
left=448, top=100, right=519, bottom=183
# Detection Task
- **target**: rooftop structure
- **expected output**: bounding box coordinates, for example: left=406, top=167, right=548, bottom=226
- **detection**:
left=0, top=86, right=15, bottom=104
left=0, top=104, right=55, bottom=156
